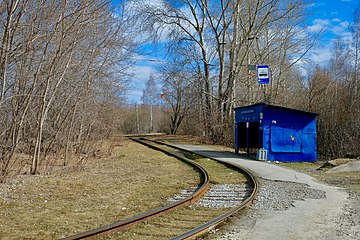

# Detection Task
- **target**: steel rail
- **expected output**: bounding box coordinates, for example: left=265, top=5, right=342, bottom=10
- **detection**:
left=145, top=138, right=258, bottom=240
left=61, top=137, right=210, bottom=240
left=172, top=157, right=258, bottom=240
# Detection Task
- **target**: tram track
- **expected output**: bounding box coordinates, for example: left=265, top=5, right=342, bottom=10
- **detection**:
left=63, top=137, right=258, bottom=240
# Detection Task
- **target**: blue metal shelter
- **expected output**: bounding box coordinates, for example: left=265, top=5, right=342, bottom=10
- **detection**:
left=234, top=103, right=318, bottom=162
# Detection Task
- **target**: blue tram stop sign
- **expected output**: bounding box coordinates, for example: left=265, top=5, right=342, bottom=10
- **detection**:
left=257, top=65, right=270, bottom=85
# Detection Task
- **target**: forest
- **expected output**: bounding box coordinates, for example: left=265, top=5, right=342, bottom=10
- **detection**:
left=1, top=0, right=359, bottom=181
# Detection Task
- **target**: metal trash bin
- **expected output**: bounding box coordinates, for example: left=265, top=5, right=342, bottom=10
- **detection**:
left=256, top=149, right=267, bottom=160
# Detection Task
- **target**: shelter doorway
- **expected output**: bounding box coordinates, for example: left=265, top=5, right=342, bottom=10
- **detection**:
left=237, top=122, right=261, bottom=156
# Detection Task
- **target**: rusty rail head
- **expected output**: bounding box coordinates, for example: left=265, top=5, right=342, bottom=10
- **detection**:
left=172, top=178, right=257, bottom=240
left=170, top=148, right=259, bottom=240
left=139, top=138, right=259, bottom=240
left=62, top=137, right=210, bottom=240
left=62, top=137, right=258, bottom=240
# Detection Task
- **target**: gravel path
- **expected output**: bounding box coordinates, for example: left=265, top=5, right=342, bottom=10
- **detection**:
left=170, top=144, right=357, bottom=240
left=253, top=179, right=326, bottom=211
left=206, top=179, right=359, bottom=240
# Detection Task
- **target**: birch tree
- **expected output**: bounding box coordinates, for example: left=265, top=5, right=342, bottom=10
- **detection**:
left=135, top=0, right=314, bottom=143
left=0, top=0, right=137, bottom=179
left=160, top=61, right=197, bottom=134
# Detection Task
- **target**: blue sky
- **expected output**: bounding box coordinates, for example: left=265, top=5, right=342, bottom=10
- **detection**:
left=310, top=0, right=355, bottom=39
left=313, top=0, right=355, bottom=21
left=126, top=0, right=358, bottom=103
left=305, top=0, right=357, bottom=64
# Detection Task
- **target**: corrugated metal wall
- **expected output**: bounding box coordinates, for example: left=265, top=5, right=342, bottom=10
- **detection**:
left=235, top=103, right=317, bottom=162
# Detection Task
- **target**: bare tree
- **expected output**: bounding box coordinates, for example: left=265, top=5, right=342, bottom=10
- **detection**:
left=141, top=74, right=162, bottom=132
left=160, top=63, right=197, bottom=134
left=142, top=73, right=161, bottom=106
left=0, top=0, right=138, bottom=180
left=350, top=4, right=360, bottom=101
left=135, top=0, right=314, bottom=144
left=0, top=0, right=30, bottom=179
left=300, top=31, right=360, bottom=158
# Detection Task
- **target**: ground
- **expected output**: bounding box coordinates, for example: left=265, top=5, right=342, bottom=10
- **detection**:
left=207, top=161, right=360, bottom=240
left=0, top=136, right=358, bottom=239
left=167, top=143, right=359, bottom=240
left=0, top=138, right=199, bottom=239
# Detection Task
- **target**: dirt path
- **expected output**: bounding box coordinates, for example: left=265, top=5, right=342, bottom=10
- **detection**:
left=171, top=144, right=357, bottom=240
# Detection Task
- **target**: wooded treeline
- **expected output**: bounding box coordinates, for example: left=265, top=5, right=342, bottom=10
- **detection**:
left=0, top=0, right=136, bottom=180
left=1, top=0, right=359, bottom=180
left=132, top=0, right=318, bottom=142
left=132, top=0, right=360, bottom=158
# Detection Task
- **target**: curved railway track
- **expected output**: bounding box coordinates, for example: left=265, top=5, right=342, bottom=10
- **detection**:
left=63, top=137, right=258, bottom=240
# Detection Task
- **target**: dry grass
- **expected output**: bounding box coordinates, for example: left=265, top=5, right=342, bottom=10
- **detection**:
left=0, top=137, right=199, bottom=239
left=159, top=133, right=360, bottom=192
left=152, top=135, right=236, bottom=153
left=106, top=147, right=250, bottom=239
left=181, top=152, right=248, bottom=185
left=151, top=135, right=203, bottom=145
left=53, top=135, right=252, bottom=240
left=280, top=162, right=360, bottom=191
left=112, top=206, right=224, bottom=239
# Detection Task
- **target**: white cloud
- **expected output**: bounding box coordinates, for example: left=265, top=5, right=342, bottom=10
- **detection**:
left=339, top=21, right=349, bottom=28
left=332, top=25, right=346, bottom=35
left=331, top=21, right=351, bottom=38
left=307, top=18, right=332, bottom=33
left=132, top=65, right=154, bottom=82
left=313, top=18, right=331, bottom=26
left=126, top=54, right=168, bottom=103
left=307, top=17, right=352, bottom=41
left=309, top=46, right=332, bottom=64
left=127, top=89, right=144, bottom=103
left=308, top=23, right=327, bottom=32
left=126, top=62, right=156, bottom=103
left=306, top=3, right=316, bottom=8
left=291, top=45, right=332, bottom=77
left=302, top=16, right=353, bottom=68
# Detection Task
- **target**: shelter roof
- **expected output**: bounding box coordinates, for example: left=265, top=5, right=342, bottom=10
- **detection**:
left=234, top=103, right=318, bottom=116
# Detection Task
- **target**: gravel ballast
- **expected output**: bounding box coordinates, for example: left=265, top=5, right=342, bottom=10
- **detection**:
left=169, top=184, right=252, bottom=209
